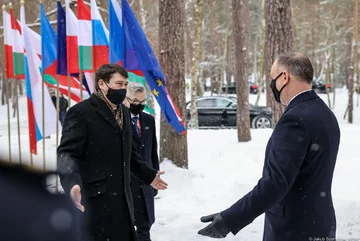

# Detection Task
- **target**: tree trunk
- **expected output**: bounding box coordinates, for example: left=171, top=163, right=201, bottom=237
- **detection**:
left=332, top=46, right=336, bottom=109
left=325, top=51, right=332, bottom=109
left=356, top=0, right=360, bottom=108
left=225, top=31, right=232, bottom=95
left=159, top=0, right=188, bottom=168
left=232, top=0, right=251, bottom=142
left=255, top=0, right=266, bottom=106
left=348, top=0, right=358, bottom=124
left=190, top=0, right=203, bottom=129
left=265, top=0, right=293, bottom=127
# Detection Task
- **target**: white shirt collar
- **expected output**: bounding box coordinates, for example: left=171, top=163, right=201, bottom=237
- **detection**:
left=288, top=89, right=312, bottom=105
left=131, top=113, right=139, bottom=118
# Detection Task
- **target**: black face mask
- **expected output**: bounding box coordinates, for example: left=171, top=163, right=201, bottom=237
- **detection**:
left=105, top=84, right=127, bottom=105
left=130, top=103, right=145, bottom=116
left=270, top=72, right=287, bottom=103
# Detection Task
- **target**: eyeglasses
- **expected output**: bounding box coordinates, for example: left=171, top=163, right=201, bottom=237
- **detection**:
left=126, top=96, right=147, bottom=105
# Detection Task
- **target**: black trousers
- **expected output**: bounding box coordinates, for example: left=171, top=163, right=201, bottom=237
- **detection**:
left=83, top=195, right=136, bottom=241
left=134, top=191, right=152, bottom=241
left=136, top=226, right=151, bottom=241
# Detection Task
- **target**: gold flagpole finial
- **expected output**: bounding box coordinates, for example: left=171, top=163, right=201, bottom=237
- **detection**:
left=20, top=0, right=25, bottom=5
left=2, top=4, right=6, bottom=10
left=8, top=2, right=13, bottom=9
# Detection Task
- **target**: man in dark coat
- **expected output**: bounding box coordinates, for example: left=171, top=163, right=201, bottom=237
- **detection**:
left=198, top=52, right=341, bottom=241
left=57, top=64, right=168, bottom=241
left=50, top=89, right=68, bottom=125
left=126, top=82, right=160, bottom=241
left=0, top=157, right=88, bottom=241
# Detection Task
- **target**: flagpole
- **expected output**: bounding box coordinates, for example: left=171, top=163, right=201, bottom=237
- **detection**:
left=10, top=1, right=22, bottom=164
left=15, top=79, right=22, bottom=163
left=67, top=73, right=71, bottom=106
left=5, top=75, right=12, bottom=163
left=2, top=4, right=12, bottom=163
left=55, top=74, right=60, bottom=192
left=80, top=72, right=83, bottom=101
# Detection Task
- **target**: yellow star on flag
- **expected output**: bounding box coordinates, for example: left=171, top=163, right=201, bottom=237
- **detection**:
left=153, top=89, right=159, bottom=97
left=157, top=79, right=163, bottom=87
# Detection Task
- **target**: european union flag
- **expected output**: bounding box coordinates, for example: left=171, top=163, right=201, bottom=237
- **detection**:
left=121, top=0, right=185, bottom=135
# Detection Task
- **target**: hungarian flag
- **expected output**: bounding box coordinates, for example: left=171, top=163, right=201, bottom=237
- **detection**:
left=3, top=9, right=14, bottom=78
left=10, top=9, right=25, bottom=79
left=77, top=0, right=93, bottom=72
left=91, top=0, right=109, bottom=71
left=65, top=0, right=79, bottom=74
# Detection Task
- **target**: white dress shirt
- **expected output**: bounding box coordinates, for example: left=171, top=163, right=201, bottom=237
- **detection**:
left=287, top=89, right=312, bottom=105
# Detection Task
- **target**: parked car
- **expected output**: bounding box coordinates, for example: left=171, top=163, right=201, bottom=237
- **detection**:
left=186, top=96, right=272, bottom=129
left=312, top=80, right=332, bottom=93
left=222, top=82, right=259, bottom=94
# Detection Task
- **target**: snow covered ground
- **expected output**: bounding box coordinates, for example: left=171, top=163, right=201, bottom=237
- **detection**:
left=0, top=88, right=359, bottom=240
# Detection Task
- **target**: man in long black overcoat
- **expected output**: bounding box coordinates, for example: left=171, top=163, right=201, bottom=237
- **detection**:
left=58, top=64, right=167, bottom=241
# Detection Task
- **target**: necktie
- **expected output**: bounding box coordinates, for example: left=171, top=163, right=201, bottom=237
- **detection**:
left=132, top=116, right=140, bottom=136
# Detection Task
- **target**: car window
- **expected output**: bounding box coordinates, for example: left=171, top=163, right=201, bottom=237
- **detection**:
left=215, top=99, right=232, bottom=108
left=197, top=99, right=215, bottom=108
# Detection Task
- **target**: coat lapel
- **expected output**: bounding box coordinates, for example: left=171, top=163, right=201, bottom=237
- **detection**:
left=121, top=104, right=131, bottom=138
left=90, top=94, right=122, bottom=134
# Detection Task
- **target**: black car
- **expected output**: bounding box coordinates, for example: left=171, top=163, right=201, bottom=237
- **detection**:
left=186, top=96, right=272, bottom=129
left=312, top=80, right=332, bottom=93
left=221, top=82, right=259, bottom=94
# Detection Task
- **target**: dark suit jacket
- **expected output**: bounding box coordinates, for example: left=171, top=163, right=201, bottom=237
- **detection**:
left=57, top=94, right=157, bottom=241
left=130, top=112, right=160, bottom=226
left=0, top=161, right=87, bottom=241
left=221, top=90, right=340, bottom=241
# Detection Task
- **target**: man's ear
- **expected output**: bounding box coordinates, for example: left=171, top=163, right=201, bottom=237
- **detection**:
left=283, top=71, right=290, bottom=85
left=98, top=79, right=104, bottom=90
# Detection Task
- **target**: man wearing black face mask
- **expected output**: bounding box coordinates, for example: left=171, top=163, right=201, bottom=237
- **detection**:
left=198, top=52, right=340, bottom=241
left=126, top=82, right=159, bottom=241
left=57, top=64, right=168, bottom=241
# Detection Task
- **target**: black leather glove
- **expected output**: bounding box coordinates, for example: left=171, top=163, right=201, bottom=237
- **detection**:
left=198, top=213, right=231, bottom=238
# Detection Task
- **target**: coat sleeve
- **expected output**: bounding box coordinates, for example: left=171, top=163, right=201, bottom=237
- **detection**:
left=151, top=116, right=160, bottom=171
left=131, top=143, right=158, bottom=186
left=220, top=114, right=310, bottom=235
left=57, top=106, right=86, bottom=195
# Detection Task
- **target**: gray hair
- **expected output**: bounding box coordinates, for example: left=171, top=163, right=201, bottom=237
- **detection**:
left=127, top=82, right=146, bottom=95
left=276, top=52, right=314, bottom=84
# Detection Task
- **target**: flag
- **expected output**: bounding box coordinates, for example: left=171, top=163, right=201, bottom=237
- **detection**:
left=109, top=0, right=154, bottom=114
left=77, top=0, right=93, bottom=72
left=40, top=2, right=57, bottom=75
left=10, top=8, right=25, bottom=79
left=3, top=9, right=14, bottom=78
left=120, top=0, right=185, bottom=134
left=21, top=4, right=59, bottom=154
left=65, top=0, right=79, bottom=74
left=56, top=1, right=67, bottom=76
left=91, top=0, right=109, bottom=71
left=109, top=0, right=123, bottom=65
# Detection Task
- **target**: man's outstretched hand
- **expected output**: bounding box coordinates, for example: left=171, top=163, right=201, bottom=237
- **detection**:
left=198, top=213, right=231, bottom=238
left=70, top=185, right=85, bottom=212
left=150, top=171, right=168, bottom=190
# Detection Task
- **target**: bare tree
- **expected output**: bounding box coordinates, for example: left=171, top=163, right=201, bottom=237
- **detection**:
left=159, top=0, right=188, bottom=168
left=190, top=0, right=202, bottom=129
left=264, top=0, right=293, bottom=126
left=348, top=0, right=358, bottom=123
left=232, top=0, right=251, bottom=142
